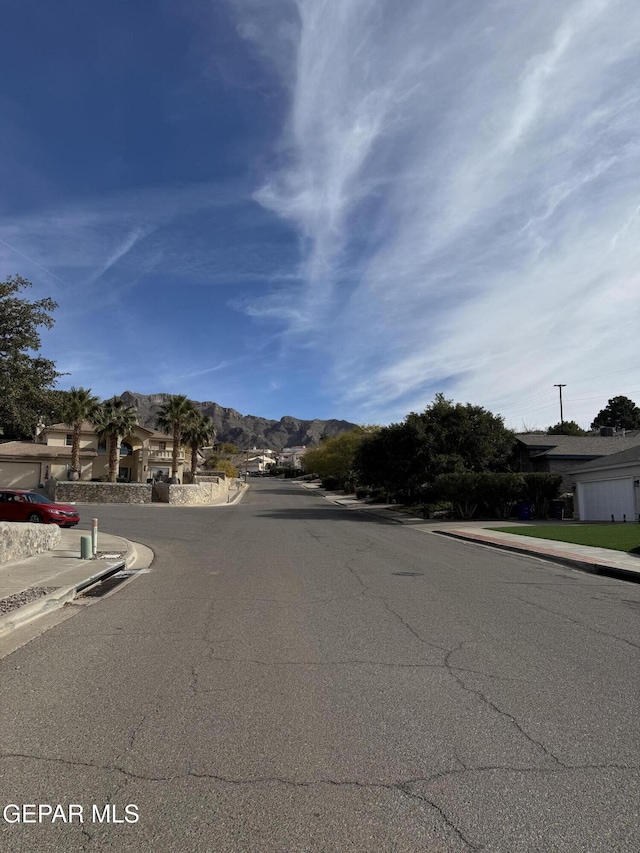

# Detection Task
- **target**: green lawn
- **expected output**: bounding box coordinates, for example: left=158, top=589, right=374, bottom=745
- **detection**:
left=490, top=524, right=640, bottom=555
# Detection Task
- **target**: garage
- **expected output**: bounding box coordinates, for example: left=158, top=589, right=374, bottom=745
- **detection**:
left=577, top=477, right=636, bottom=522
left=0, top=461, right=42, bottom=489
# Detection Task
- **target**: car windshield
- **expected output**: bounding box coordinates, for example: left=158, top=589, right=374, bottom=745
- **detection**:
left=26, top=493, right=54, bottom=504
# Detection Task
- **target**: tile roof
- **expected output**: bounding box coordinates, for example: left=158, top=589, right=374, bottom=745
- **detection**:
left=147, top=428, right=174, bottom=439
left=44, top=421, right=96, bottom=432
left=0, top=441, right=97, bottom=458
left=44, top=421, right=153, bottom=435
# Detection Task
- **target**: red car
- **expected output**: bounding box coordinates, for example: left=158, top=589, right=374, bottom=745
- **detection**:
left=0, top=490, right=80, bottom=527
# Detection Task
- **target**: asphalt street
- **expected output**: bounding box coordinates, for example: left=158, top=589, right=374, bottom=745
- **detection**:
left=1, top=479, right=639, bottom=852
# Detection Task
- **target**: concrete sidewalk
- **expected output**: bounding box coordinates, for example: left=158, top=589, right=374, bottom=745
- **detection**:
left=0, top=484, right=248, bottom=639
left=0, top=527, right=152, bottom=637
left=301, top=481, right=640, bottom=580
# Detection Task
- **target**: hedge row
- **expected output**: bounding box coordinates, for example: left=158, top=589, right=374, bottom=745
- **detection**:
left=433, top=472, right=563, bottom=519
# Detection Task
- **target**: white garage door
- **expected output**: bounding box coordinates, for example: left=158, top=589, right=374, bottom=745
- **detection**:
left=578, top=478, right=636, bottom=521
left=0, top=461, right=42, bottom=489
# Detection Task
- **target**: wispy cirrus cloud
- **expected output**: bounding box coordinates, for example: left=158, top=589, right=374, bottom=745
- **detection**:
left=235, top=0, right=640, bottom=427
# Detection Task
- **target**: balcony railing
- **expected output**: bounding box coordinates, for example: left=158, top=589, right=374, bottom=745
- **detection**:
left=147, top=449, right=185, bottom=461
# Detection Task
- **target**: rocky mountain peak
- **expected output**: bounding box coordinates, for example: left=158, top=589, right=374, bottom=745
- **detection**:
left=119, top=391, right=357, bottom=451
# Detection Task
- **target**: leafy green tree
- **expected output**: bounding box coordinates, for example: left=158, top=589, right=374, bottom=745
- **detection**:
left=93, top=397, right=138, bottom=483
left=0, top=275, right=61, bottom=439
left=591, top=396, right=640, bottom=431
left=355, top=419, right=429, bottom=499
left=182, top=413, right=216, bottom=480
left=422, top=393, right=516, bottom=473
left=546, top=420, right=588, bottom=436
left=355, top=394, right=516, bottom=500
left=156, top=394, right=197, bottom=480
left=206, top=458, right=239, bottom=479
left=215, top=442, right=238, bottom=456
left=61, top=387, right=101, bottom=476
left=303, top=428, right=373, bottom=488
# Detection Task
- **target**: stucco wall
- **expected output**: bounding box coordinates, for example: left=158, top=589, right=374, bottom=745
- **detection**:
left=0, top=522, right=61, bottom=566
left=48, top=481, right=154, bottom=504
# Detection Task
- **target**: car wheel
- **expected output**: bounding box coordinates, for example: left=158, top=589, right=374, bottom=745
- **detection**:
left=27, top=512, right=43, bottom=523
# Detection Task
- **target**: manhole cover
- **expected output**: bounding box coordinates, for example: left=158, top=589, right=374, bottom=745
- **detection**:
left=392, top=571, right=424, bottom=577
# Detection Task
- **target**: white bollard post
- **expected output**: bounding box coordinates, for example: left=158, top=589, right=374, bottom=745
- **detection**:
left=92, top=517, right=98, bottom=556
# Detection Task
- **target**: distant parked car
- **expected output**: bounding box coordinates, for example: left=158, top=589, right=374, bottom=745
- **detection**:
left=0, top=490, right=80, bottom=527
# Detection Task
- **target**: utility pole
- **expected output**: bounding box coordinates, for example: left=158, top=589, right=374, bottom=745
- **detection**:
left=554, top=384, right=566, bottom=429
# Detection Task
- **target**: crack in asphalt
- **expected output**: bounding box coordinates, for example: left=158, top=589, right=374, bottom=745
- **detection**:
left=4, top=750, right=636, bottom=780
left=515, top=595, right=640, bottom=651
left=395, top=783, right=481, bottom=850
left=448, top=665, right=534, bottom=684
left=444, top=642, right=565, bottom=768
left=200, top=654, right=444, bottom=670
left=79, top=823, right=94, bottom=850
left=378, top=598, right=450, bottom=653
left=189, top=663, right=199, bottom=696
left=3, top=745, right=637, bottom=853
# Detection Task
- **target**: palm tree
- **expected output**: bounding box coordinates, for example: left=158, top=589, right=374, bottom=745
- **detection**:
left=93, top=397, right=138, bottom=483
left=155, top=395, right=196, bottom=482
left=182, top=413, right=216, bottom=482
left=62, top=387, right=100, bottom=477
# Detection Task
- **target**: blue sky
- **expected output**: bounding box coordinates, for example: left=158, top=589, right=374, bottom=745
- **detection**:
left=2, top=0, right=638, bottom=429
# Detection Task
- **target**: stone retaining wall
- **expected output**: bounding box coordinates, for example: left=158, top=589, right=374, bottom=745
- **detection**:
left=44, top=478, right=227, bottom=506
left=0, top=522, right=61, bottom=566
left=47, top=481, right=154, bottom=504
left=153, top=480, right=227, bottom=505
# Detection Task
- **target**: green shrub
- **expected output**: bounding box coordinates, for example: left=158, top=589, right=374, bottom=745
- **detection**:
left=521, top=473, right=563, bottom=518
left=423, top=501, right=454, bottom=519
left=478, top=472, right=526, bottom=518
left=433, top=473, right=483, bottom=518
left=322, top=476, right=341, bottom=490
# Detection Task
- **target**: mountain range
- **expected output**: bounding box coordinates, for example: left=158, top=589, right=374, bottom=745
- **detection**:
left=120, top=392, right=358, bottom=451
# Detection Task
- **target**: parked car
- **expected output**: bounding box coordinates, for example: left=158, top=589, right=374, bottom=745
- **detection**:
left=0, top=490, right=80, bottom=527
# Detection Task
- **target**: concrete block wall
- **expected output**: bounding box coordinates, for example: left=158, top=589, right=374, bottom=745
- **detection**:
left=0, top=522, right=61, bottom=566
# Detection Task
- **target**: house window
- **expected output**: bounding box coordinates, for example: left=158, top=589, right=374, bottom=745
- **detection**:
left=159, top=441, right=166, bottom=451
left=66, top=434, right=73, bottom=446
left=120, top=441, right=133, bottom=456
left=97, top=439, right=107, bottom=455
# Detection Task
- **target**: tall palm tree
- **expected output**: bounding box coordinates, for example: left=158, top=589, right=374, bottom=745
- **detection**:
left=155, top=394, right=196, bottom=481
left=62, top=386, right=100, bottom=477
left=182, top=413, right=216, bottom=481
left=93, top=397, right=138, bottom=483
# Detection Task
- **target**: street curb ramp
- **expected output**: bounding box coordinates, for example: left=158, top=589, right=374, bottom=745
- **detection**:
left=0, top=545, right=138, bottom=637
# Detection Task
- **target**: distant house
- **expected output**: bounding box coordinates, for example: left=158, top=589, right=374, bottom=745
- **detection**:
left=567, top=445, right=640, bottom=521
left=0, top=421, right=185, bottom=488
left=237, top=448, right=276, bottom=475
left=276, top=446, right=307, bottom=469
left=515, top=431, right=640, bottom=491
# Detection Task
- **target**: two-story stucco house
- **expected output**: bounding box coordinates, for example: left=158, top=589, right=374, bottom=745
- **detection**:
left=0, top=421, right=186, bottom=488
